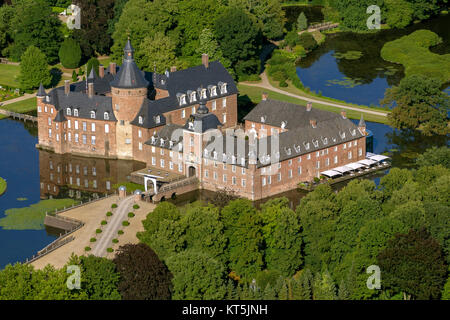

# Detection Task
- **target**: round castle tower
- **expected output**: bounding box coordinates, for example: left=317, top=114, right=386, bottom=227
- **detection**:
left=110, top=39, right=149, bottom=159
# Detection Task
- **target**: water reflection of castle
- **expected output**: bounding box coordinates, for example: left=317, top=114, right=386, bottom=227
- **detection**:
left=39, top=150, right=145, bottom=199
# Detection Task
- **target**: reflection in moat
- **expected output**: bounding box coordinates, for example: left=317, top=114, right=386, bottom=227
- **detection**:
left=38, top=150, right=146, bottom=201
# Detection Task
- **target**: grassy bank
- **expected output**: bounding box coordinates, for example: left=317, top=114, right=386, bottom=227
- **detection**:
left=238, top=84, right=389, bottom=124
left=0, top=64, right=20, bottom=88
left=0, top=177, right=6, bottom=196
left=381, top=29, right=450, bottom=86
left=0, top=97, right=36, bottom=119
left=0, top=198, right=78, bottom=230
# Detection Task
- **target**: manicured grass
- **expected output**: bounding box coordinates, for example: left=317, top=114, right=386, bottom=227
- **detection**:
left=112, top=182, right=145, bottom=193
left=237, top=84, right=389, bottom=124
left=0, top=64, right=21, bottom=88
left=0, top=97, right=37, bottom=119
left=381, top=29, right=450, bottom=86
left=0, top=198, right=78, bottom=230
left=0, top=177, right=6, bottom=196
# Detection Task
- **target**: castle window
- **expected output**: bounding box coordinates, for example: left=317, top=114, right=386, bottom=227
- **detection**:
left=192, top=106, right=195, bottom=114
left=91, top=136, right=96, bottom=145
left=210, top=86, right=217, bottom=97
left=90, top=111, right=96, bottom=119
left=212, top=100, right=216, bottom=110
left=138, top=130, right=142, bottom=138
left=105, top=124, right=109, bottom=133
left=104, top=112, right=109, bottom=120
left=190, top=92, right=196, bottom=102
left=358, top=148, right=362, bottom=156
left=181, top=109, right=186, bottom=118
left=67, top=108, right=72, bottom=116
left=220, top=83, right=227, bottom=94
left=82, top=122, right=87, bottom=131
left=138, top=116, right=143, bottom=124
left=82, top=135, right=87, bottom=144
left=223, top=114, right=226, bottom=123
left=348, top=151, right=352, bottom=160
left=74, top=109, right=79, bottom=117
left=201, top=89, right=207, bottom=99
left=155, top=115, right=160, bottom=124
left=334, top=155, right=338, bottom=163
left=91, top=123, right=95, bottom=132
left=48, top=129, right=52, bottom=138
left=75, top=133, right=79, bottom=142
left=125, top=138, right=131, bottom=144
left=242, top=179, right=246, bottom=187
left=38, top=106, right=42, bottom=112
left=180, top=94, right=186, bottom=105
left=222, top=98, right=227, bottom=108
left=48, top=118, right=51, bottom=126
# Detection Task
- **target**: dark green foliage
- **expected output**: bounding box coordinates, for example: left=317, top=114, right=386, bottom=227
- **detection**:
left=291, top=269, right=313, bottom=300
left=221, top=199, right=264, bottom=280
left=298, top=32, right=318, bottom=52
left=18, top=46, right=52, bottom=90
left=7, top=0, right=63, bottom=63
left=313, top=270, right=337, bottom=300
left=297, top=12, right=308, bottom=31
left=166, top=250, right=227, bottom=300
left=72, top=70, right=78, bottom=82
left=284, top=30, right=300, bottom=48
left=68, top=254, right=121, bottom=300
left=59, top=38, right=82, bottom=69
left=113, top=243, right=172, bottom=300
left=267, top=49, right=304, bottom=89
left=86, top=57, right=100, bottom=78
left=377, top=228, right=447, bottom=299
left=417, top=147, right=450, bottom=169
left=381, top=74, right=449, bottom=136
left=213, top=7, right=262, bottom=76
left=72, top=0, right=115, bottom=57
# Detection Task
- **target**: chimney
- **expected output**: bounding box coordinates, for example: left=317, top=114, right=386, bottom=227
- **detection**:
left=202, top=53, right=209, bottom=69
left=64, top=80, right=70, bottom=95
left=170, top=66, right=177, bottom=72
left=306, top=102, right=312, bottom=111
left=88, top=82, right=94, bottom=98
left=99, top=64, right=104, bottom=78
left=341, top=110, right=347, bottom=119
left=310, top=119, right=317, bottom=128
left=110, top=62, right=117, bottom=75
left=262, top=92, right=268, bottom=101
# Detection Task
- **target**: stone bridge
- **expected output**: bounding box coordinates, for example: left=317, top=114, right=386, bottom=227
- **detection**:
left=0, top=109, right=37, bottom=123
left=142, top=176, right=199, bottom=203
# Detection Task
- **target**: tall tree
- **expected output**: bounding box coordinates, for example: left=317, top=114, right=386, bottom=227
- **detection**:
left=8, top=0, right=63, bottom=63
left=312, top=270, right=337, bottom=300
left=213, top=7, right=262, bottom=73
left=18, top=46, right=52, bottom=90
left=377, top=228, right=447, bottom=300
left=58, top=37, right=82, bottom=69
left=381, top=75, right=449, bottom=136
left=136, top=32, right=177, bottom=72
left=385, top=0, right=414, bottom=28
left=0, top=4, right=14, bottom=57
left=297, top=12, right=308, bottom=31
left=416, top=146, right=450, bottom=169
left=113, top=243, right=173, bottom=300
left=197, top=28, right=231, bottom=70
left=72, top=0, right=115, bottom=57
left=166, top=250, right=228, bottom=300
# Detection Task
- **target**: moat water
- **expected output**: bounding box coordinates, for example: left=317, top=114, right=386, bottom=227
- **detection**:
left=288, top=11, right=449, bottom=106
left=0, top=117, right=448, bottom=268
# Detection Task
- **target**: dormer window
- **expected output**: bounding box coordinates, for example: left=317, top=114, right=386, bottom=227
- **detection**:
left=139, top=116, right=143, bottom=124
left=339, top=131, right=346, bottom=139
left=210, top=86, right=217, bottom=97
left=74, top=109, right=79, bottom=117
left=90, top=111, right=96, bottom=119
left=312, top=140, right=319, bottom=148
left=180, top=94, right=186, bottom=105
left=155, top=115, right=160, bottom=124
left=201, top=89, right=207, bottom=99
left=189, top=122, right=194, bottom=130
left=66, top=108, right=72, bottom=116
left=151, top=136, right=156, bottom=144
left=219, top=82, right=227, bottom=94
left=261, top=116, right=266, bottom=123
left=190, top=92, right=196, bottom=102
left=104, top=112, right=109, bottom=120
left=281, top=121, right=287, bottom=129
left=304, top=142, right=310, bottom=150
left=169, top=140, right=174, bottom=148
left=160, top=138, right=165, bottom=146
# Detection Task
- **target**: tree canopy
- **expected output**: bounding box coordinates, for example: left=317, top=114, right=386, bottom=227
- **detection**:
left=18, top=46, right=52, bottom=90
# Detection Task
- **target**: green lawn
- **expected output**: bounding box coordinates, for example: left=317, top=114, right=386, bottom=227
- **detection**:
left=238, top=84, right=389, bottom=124
left=0, top=177, right=6, bottom=196
left=0, top=198, right=78, bottom=230
left=0, top=97, right=36, bottom=119
left=0, top=64, right=20, bottom=88
left=112, top=182, right=145, bottom=193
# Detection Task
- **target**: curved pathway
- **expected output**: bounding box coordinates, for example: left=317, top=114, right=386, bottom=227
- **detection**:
left=240, top=72, right=388, bottom=117
left=92, top=195, right=135, bottom=257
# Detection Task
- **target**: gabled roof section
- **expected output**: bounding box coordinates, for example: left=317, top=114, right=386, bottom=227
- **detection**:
left=130, top=98, right=166, bottom=129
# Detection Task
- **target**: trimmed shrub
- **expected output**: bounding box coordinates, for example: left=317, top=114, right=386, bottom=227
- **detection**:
left=111, top=204, right=118, bottom=209
left=298, top=32, right=318, bottom=51
left=58, top=37, right=82, bottom=69
left=101, top=220, right=107, bottom=225
left=112, top=239, right=119, bottom=244
left=107, top=248, right=114, bottom=253
left=118, top=230, right=124, bottom=235
left=122, top=221, right=130, bottom=227
left=85, top=246, right=91, bottom=251
left=128, top=212, right=135, bottom=218
left=133, top=204, right=140, bottom=210
left=90, top=237, right=96, bottom=242
left=106, top=211, right=113, bottom=217
left=96, top=228, right=102, bottom=234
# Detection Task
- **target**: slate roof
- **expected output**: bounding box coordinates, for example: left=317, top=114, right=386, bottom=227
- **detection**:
left=144, top=123, right=184, bottom=149
left=130, top=98, right=166, bottom=128
left=183, top=102, right=222, bottom=133
left=110, top=39, right=149, bottom=89
left=45, top=87, right=116, bottom=122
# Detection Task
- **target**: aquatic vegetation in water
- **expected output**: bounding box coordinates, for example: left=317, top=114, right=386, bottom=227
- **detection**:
left=332, top=50, right=363, bottom=60
left=376, top=66, right=398, bottom=76
left=326, top=77, right=364, bottom=88
left=0, top=199, right=77, bottom=230
left=16, top=197, right=28, bottom=201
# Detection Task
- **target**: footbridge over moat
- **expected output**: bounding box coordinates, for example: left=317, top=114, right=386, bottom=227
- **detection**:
left=142, top=176, right=199, bottom=203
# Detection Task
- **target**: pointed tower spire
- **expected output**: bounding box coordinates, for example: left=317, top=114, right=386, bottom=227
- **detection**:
left=88, top=67, right=97, bottom=80
left=358, top=114, right=366, bottom=127
left=123, top=37, right=135, bottom=62
left=36, top=83, right=46, bottom=97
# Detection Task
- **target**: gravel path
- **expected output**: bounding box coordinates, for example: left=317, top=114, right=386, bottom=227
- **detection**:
left=241, top=72, right=389, bottom=118
left=92, top=195, right=134, bottom=257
